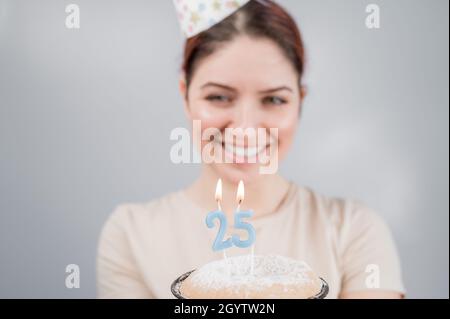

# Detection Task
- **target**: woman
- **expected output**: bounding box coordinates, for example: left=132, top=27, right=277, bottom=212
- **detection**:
left=97, top=0, right=405, bottom=298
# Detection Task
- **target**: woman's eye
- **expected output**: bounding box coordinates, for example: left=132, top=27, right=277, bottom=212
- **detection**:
left=263, top=96, right=287, bottom=106
left=205, top=95, right=231, bottom=103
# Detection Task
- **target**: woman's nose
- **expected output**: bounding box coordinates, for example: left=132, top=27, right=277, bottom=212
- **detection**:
left=229, top=100, right=262, bottom=130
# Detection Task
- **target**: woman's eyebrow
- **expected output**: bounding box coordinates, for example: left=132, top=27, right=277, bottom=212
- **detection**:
left=200, top=82, right=237, bottom=92
left=258, top=86, right=293, bottom=94
left=200, top=83, right=293, bottom=94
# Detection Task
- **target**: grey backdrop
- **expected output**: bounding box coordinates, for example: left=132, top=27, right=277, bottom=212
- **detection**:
left=0, top=0, right=448, bottom=298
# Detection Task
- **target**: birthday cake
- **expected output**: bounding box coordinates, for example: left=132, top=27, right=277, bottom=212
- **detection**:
left=172, top=254, right=328, bottom=299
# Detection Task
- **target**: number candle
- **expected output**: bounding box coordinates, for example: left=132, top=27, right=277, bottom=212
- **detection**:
left=234, top=180, right=256, bottom=275
left=206, top=179, right=256, bottom=276
left=206, top=179, right=232, bottom=252
left=216, top=180, right=230, bottom=264
left=215, top=178, right=222, bottom=211
left=232, top=180, right=256, bottom=249
left=205, top=179, right=231, bottom=276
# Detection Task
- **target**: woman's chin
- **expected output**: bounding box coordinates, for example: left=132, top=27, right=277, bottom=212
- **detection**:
left=212, top=162, right=263, bottom=185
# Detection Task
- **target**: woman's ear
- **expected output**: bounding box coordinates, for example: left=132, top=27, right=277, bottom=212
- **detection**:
left=179, top=73, right=192, bottom=120
left=300, top=85, right=308, bottom=101
left=298, top=85, right=307, bottom=118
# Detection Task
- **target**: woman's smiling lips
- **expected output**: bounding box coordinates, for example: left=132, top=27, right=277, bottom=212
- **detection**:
left=213, top=136, right=275, bottom=163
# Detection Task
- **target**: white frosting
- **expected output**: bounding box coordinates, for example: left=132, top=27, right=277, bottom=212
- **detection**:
left=189, top=254, right=315, bottom=291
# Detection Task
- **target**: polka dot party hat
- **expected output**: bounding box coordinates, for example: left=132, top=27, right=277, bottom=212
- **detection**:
left=173, top=0, right=252, bottom=38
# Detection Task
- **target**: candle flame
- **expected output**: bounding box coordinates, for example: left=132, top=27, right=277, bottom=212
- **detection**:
left=236, top=180, right=244, bottom=204
left=215, top=179, right=222, bottom=202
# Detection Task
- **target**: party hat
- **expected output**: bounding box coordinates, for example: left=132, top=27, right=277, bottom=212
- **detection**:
left=173, top=0, right=252, bottom=38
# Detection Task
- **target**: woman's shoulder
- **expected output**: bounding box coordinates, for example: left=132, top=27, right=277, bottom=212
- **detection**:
left=293, top=185, right=403, bottom=295
left=295, top=185, right=396, bottom=260
left=295, top=184, right=388, bottom=231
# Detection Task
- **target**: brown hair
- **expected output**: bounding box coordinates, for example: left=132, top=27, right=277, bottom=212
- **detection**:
left=182, top=0, right=306, bottom=92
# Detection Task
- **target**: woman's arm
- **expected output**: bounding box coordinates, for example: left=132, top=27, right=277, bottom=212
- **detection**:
left=338, top=202, right=406, bottom=299
left=97, top=205, right=153, bottom=299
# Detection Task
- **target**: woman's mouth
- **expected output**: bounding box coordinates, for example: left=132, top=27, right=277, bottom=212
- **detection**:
left=224, top=143, right=266, bottom=157
left=214, top=138, right=274, bottom=164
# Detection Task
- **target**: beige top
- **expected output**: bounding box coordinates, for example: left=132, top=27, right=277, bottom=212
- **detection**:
left=96, top=183, right=405, bottom=299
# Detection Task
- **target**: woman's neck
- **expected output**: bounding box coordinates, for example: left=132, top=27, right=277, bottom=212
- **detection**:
left=185, top=166, right=291, bottom=219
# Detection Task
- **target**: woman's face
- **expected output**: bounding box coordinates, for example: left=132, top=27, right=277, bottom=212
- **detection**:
left=181, top=35, right=303, bottom=184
